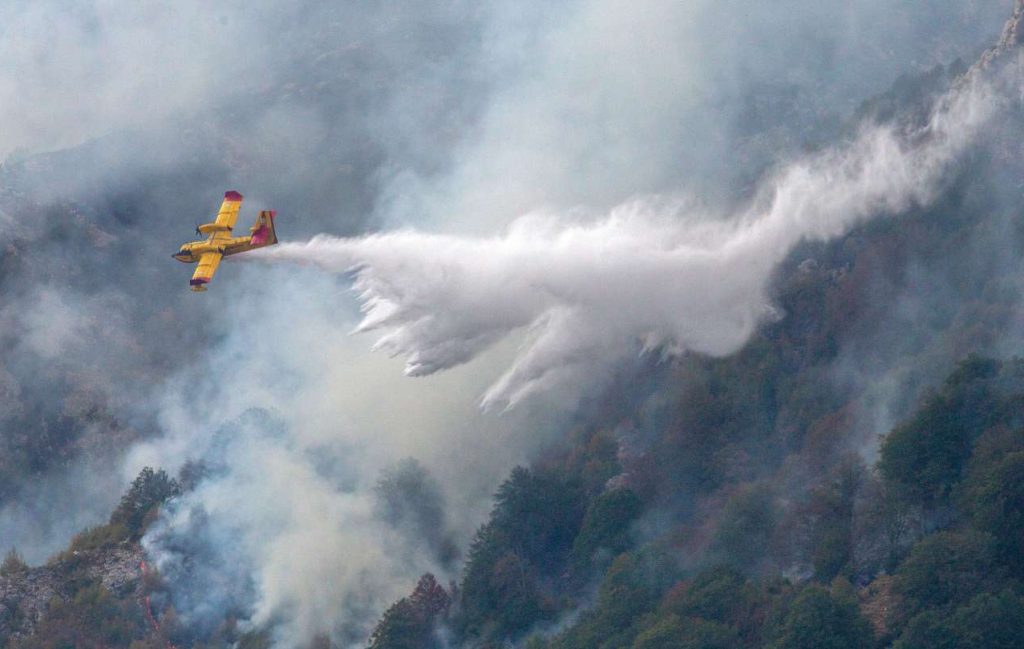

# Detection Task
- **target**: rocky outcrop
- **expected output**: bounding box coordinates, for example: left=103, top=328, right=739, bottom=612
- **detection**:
left=971, top=0, right=1024, bottom=73
left=0, top=544, right=144, bottom=642
left=996, top=0, right=1024, bottom=53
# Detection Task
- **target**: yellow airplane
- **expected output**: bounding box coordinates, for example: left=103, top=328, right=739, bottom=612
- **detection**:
left=173, top=191, right=278, bottom=291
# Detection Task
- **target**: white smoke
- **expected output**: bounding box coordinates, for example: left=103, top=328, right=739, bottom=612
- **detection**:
left=142, top=411, right=433, bottom=644
left=257, top=74, right=1002, bottom=410
left=130, top=270, right=561, bottom=648
left=130, top=4, right=1017, bottom=648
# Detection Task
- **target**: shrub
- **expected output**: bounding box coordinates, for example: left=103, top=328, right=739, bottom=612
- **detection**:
left=1, top=547, right=28, bottom=576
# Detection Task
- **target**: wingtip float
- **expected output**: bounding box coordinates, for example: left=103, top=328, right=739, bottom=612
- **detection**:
left=173, top=191, right=278, bottom=292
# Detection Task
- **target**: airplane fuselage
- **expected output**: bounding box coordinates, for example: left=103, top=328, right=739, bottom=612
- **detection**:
left=172, top=234, right=257, bottom=263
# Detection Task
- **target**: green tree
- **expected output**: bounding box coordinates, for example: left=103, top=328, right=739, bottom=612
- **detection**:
left=878, top=356, right=1001, bottom=506
left=571, top=488, right=643, bottom=574
left=708, top=486, right=778, bottom=570
left=892, top=530, right=997, bottom=620
left=662, top=566, right=760, bottom=629
left=768, top=584, right=872, bottom=649
left=960, top=451, right=1024, bottom=574
left=368, top=574, right=451, bottom=649
left=947, top=590, right=1024, bottom=649
left=490, top=467, right=585, bottom=570
left=457, top=522, right=506, bottom=635
left=892, top=611, right=956, bottom=649
left=456, top=466, right=585, bottom=642
left=804, top=460, right=864, bottom=581
left=1, top=547, right=28, bottom=576
left=596, top=553, right=665, bottom=631
left=553, top=546, right=679, bottom=649
left=368, top=599, right=423, bottom=649
left=110, top=466, right=181, bottom=537
left=632, top=614, right=740, bottom=649
left=856, top=475, right=921, bottom=573
left=374, top=459, right=457, bottom=565
left=895, top=589, right=1024, bottom=649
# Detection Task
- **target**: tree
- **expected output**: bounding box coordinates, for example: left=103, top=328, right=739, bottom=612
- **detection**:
left=455, top=466, right=586, bottom=642
left=892, top=611, right=956, bottom=649
left=1, top=547, right=27, bottom=576
left=894, top=589, right=1024, bottom=649
left=571, top=487, right=643, bottom=574
left=708, top=486, right=778, bottom=570
left=457, top=522, right=506, bottom=635
left=552, top=546, right=680, bottom=649
left=408, top=573, right=451, bottom=619
left=947, top=590, right=1024, bottom=649
left=368, top=599, right=428, bottom=649
left=368, top=574, right=451, bottom=649
left=878, top=356, right=1002, bottom=506
left=854, top=475, right=921, bottom=574
left=110, top=466, right=181, bottom=537
left=489, top=466, right=585, bottom=571
left=662, top=566, right=762, bottom=637
left=892, top=530, right=997, bottom=620
left=768, top=584, right=872, bottom=649
left=801, top=459, right=865, bottom=581
left=631, top=614, right=740, bottom=649
left=456, top=533, right=555, bottom=640
left=960, top=451, right=1024, bottom=574
left=374, top=459, right=457, bottom=565
left=488, top=552, right=553, bottom=637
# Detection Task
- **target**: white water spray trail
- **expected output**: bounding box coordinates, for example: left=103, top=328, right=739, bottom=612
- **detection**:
left=257, top=72, right=1004, bottom=411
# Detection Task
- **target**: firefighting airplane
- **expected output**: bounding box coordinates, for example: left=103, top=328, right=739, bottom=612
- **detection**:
left=173, top=191, right=278, bottom=291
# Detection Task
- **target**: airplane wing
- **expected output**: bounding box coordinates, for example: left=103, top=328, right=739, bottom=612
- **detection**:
left=190, top=251, right=223, bottom=291
left=212, top=191, right=244, bottom=233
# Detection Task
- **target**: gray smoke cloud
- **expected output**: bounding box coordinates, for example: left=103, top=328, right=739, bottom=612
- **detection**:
left=130, top=270, right=565, bottom=646
left=378, top=0, right=1014, bottom=232
left=0, top=0, right=493, bottom=562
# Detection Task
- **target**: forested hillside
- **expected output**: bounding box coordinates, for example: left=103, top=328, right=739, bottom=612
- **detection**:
left=362, top=28, right=1024, bottom=648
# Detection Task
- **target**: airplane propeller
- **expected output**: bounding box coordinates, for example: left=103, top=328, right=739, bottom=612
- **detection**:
left=195, top=224, right=202, bottom=237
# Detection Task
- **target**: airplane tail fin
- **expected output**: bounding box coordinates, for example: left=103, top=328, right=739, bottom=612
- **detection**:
left=249, top=210, right=278, bottom=248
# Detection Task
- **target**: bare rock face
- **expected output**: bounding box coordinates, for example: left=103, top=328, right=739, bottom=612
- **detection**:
left=0, top=544, right=145, bottom=642
left=0, top=568, right=60, bottom=640
left=85, top=546, right=147, bottom=597
left=998, top=0, right=1024, bottom=51
left=972, top=0, right=1024, bottom=72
